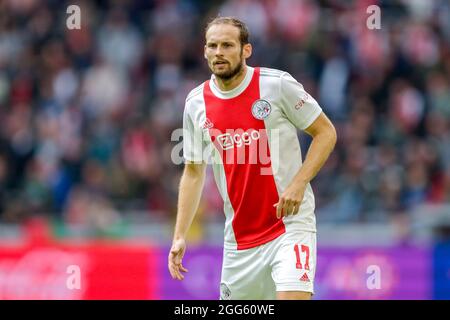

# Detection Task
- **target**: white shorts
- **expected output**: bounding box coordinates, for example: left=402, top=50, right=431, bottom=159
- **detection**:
left=220, top=230, right=316, bottom=300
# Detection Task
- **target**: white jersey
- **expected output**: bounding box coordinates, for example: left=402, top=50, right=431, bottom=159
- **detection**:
left=183, top=66, right=322, bottom=250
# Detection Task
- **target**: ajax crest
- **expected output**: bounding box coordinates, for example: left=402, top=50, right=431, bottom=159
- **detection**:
left=251, top=99, right=271, bottom=120
left=220, top=283, right=232, bottom=300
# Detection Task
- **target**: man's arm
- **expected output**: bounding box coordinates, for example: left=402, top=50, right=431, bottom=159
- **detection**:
left=168, top=161, right=207, bottom=280
left=275, top=112, right=337, bottom=218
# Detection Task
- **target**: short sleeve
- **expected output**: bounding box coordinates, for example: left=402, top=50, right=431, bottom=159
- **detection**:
left=280, top=72, right=322, bottom=130
left=182, top=104, right=205, bottom=163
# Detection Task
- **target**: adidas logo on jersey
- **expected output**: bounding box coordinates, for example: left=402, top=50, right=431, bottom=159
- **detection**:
left=201, top=118, right=214, bottom=130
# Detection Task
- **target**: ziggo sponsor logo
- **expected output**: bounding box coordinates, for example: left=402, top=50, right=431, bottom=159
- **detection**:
left=171, top=128, right=280, bottom=175
left=215, top=129, right=261, bottom=150
left=210, top=129, right=275, bottom=170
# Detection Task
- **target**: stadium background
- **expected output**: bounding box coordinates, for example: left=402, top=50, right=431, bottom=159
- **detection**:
left=0, top=0, right=449, bottom=299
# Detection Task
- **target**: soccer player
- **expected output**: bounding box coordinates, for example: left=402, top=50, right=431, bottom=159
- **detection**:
left=168, top=17, right=337, bottom=300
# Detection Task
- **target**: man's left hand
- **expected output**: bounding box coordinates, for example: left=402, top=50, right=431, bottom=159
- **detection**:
left=273, top=180, right=307, bottom=219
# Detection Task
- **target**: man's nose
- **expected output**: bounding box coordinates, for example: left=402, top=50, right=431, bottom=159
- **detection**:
left=215, top=47, right=224, bottom=56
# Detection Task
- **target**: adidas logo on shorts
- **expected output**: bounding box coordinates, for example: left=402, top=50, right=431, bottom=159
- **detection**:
left=300, top=273, right=310, bottom=282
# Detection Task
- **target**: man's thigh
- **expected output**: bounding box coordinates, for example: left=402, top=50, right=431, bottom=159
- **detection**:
left=220, top=246, right=276, bottom=300
left=277, top=291, right=312, bottom=300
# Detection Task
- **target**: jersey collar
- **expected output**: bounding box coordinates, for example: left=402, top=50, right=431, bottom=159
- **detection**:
left=209, top=66, right=254, bottom=99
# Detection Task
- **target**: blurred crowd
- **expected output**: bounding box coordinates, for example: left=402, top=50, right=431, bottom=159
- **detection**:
left=0, top=0, right=449, bottom=232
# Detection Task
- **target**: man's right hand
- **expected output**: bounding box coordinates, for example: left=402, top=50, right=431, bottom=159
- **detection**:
left=168, top=238, right=188, bottom=280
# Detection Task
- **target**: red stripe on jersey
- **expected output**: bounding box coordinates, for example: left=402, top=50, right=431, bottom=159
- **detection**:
left=204, top=67, right=285, bottom=250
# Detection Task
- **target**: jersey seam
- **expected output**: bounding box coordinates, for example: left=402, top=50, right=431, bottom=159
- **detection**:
left=186, top=84, right=204, bottom=102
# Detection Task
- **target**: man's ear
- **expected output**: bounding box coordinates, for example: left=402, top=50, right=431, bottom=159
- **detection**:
left=204, top=46, right=208, bottom=59
left=243, top=43, right=252, bottom=59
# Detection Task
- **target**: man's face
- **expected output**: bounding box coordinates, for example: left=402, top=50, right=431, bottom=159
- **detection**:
left=204, top=24, right=251, bottom=80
